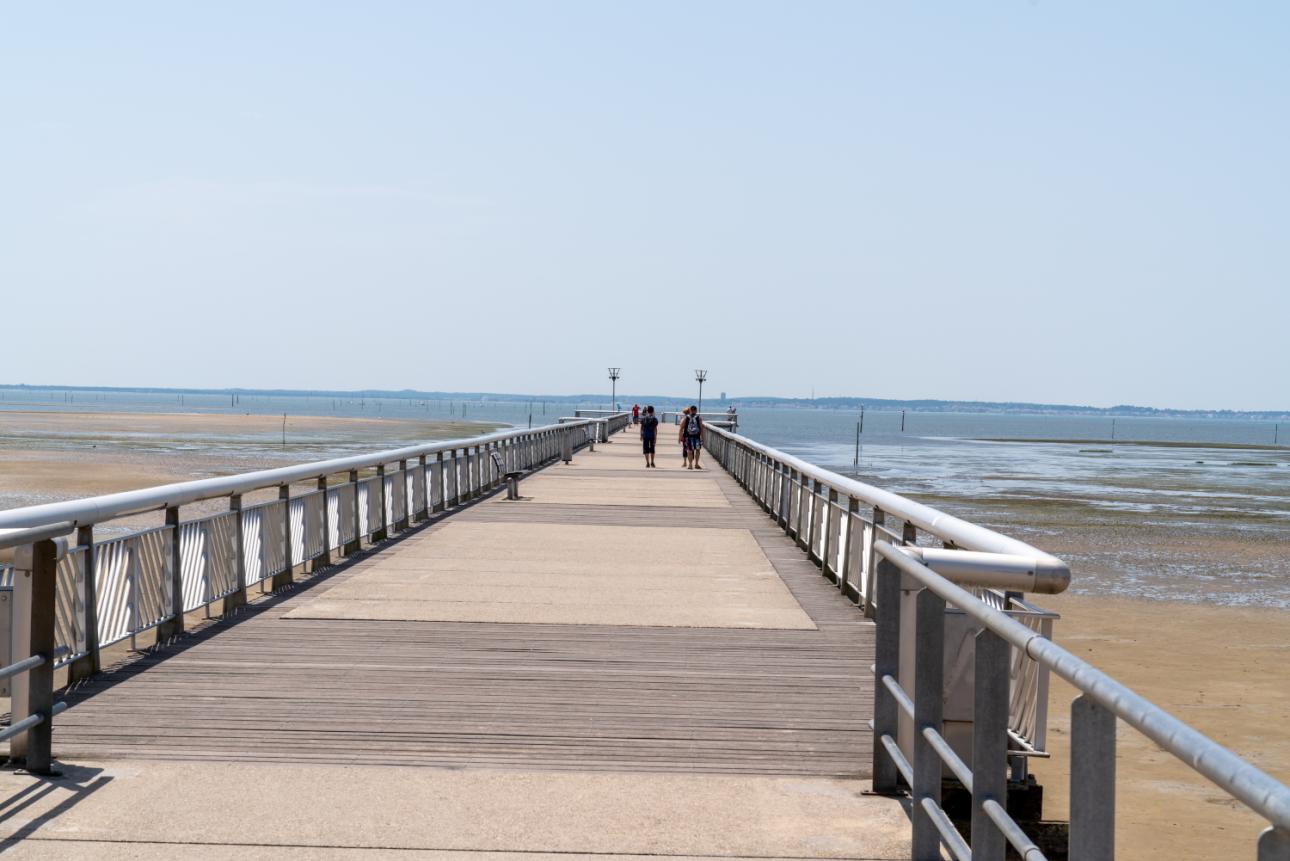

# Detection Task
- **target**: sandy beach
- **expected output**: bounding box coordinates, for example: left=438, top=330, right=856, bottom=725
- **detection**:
left=1026, top=593, right=1290, bottom=858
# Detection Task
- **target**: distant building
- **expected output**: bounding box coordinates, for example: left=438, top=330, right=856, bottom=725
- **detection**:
left=720, top=391, right=727, bottom=400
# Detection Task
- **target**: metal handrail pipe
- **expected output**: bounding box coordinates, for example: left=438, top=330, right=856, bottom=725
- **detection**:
left=921, top=797, right=972, bottom=861
left=0, top=522, right=77, bottom=554
left=0, top=422, right=595, bottom=530
left=880, top=733, right=914, bottom=786
left=876, top=540, right=1290, bottom=831
left=0, top=712, right=44, bottom=744
left=705, top=424, right=1068, bottom=572
left=982, top=799, right=1048, bottom=861
left=899, top=546, right=1071, bottom=594
left=923, top=726, right=974, bottom=792
left=0, top=702, right=62, bottom=744
left=0, top=646, right=70, bottom=683
left=0, top=654, right=47, bottom=682
left=881, top=673, right=914, bottom=719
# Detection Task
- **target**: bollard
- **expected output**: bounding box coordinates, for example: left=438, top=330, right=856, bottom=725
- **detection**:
left=561, top=430, right=573, bottom=463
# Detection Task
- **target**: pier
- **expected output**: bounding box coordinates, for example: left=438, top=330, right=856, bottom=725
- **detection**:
left=0, top=416, right=1287, bottom=859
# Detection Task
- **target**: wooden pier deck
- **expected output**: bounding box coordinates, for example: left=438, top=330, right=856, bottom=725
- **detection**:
left=0, top=428, right=905, bottom=859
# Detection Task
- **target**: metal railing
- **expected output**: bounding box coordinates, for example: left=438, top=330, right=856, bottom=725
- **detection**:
left=703, top=424, right=1290, bottom=860
left=0, top=420, right=601, bottom=772
left=662, top=410, right=738, bottom=430
left=565, top=411, right=632, bottom=442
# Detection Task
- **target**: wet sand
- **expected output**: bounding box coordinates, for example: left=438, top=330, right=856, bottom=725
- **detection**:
left=1030, top=594, right=1290, bottom=858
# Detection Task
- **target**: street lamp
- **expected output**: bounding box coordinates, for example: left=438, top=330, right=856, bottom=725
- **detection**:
left=608, top=368, right=620, bottom=412
left=695, top=369, right=707, bottom=413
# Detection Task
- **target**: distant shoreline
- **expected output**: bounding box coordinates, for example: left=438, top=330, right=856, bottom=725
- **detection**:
left=979, top=436, right=1290, bottom=452
left=2, top=383, right=1286, bottom=420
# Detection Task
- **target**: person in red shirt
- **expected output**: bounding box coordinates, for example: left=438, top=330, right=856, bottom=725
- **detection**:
left=631, top=403, right=640, bottom=424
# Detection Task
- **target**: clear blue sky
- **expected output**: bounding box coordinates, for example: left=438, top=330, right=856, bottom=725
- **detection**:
left=2, top=2, right=1286, bottom=409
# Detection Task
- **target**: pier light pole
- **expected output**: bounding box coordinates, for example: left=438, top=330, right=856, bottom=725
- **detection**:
left=695, top=369, right=707, bottom=413
left=608, top=368, right=620, bottom=412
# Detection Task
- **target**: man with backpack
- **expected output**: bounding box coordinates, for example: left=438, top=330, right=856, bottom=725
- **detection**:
left=678, top=405, right=704, bottom=469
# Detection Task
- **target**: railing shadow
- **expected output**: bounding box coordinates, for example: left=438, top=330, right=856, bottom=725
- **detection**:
left=0, top=763, right=111, bottom=854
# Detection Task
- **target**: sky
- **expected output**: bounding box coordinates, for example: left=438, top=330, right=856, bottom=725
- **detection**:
left=1, top=2, right=1286, bottom=409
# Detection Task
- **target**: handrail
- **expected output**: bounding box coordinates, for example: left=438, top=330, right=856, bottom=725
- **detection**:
left=879, top=540, right=1290, bottom=833
left=703, top=423, right=1068, bottom=577
left=0, top=421, right=595, bottom=530
left=0, top=521, right=76, bottom=554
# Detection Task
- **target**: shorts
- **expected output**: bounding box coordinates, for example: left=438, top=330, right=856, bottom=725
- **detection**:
left=683, top=434, right=702, bottom=453
left=642, top=435, right=656, bottom=454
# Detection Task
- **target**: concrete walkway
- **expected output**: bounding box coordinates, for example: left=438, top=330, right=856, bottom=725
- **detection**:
left=0, top=427, right=906, bottom=859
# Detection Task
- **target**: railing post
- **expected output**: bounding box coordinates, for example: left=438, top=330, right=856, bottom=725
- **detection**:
left=972, top=628, right=1009, bottom=861
left=561, top=428, right=573, bottom=463
left=345, top=469, right=361, bottom=554
left=275, top=484, right=294, bottom=589
left=317, top=476, right=332, bottom=568
left=871, top=554, right=902, bottom=794
left=777, top=463, right=790, bottom=528
left=226, top=493, right=247, bottom=612
left=911, top=587, right=946, bottom=861
left=374, top=464, right=388, bottom=541
left=396, top=460, right=410, bottom=531
left=446, top=451, right=459, bottom=507
left=1259, top=827, right=1290, bottom=861
left=809, top=480, right=824, bottom=566
left=795, top=471, right=810, bottom=549
left=864, top=507, right=885, bottom=618
left=159, top=506, right=184, bottom=640
left=67, top=524, right=99, bottom=683
left=11, top=538, right=58, bottom=773
left=823, top=488, right=839, bottom=582
left=415, top=455, right=428, bottom=521
left=433, top=452, right=445, bottom=512
left=841, top=496, right=859, bottom=602
left=1070, top=694, right=1116, bottom=860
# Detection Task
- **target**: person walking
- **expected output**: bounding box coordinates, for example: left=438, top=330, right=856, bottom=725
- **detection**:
left=678, top=407, right=690, bottom=464
left=680, top=404, right=704, bottom=469
left=639, top=405, right=658, bottom=467
left=632, top=403, right=640, bottom=424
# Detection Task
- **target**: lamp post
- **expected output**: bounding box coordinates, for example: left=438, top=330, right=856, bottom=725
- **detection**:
left=695, top=369, right=707, bottom=414
left=608, top=368, right=620, bottom=412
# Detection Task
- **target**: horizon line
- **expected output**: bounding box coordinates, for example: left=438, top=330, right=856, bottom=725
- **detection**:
left=1, top=382, right=1287, bottom=419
